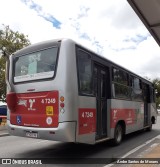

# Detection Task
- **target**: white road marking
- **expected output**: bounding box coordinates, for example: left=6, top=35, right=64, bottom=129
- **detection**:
left=104, top=134, right=160, bottom=167
left=137, top=143, right=158, bottom=158
left=150, top=143, right=159, bottom=148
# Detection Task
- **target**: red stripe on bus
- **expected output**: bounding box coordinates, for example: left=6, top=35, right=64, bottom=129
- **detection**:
left=78, top=108, right=96, bottom=135
left=110, top=109, right=136, bottom=128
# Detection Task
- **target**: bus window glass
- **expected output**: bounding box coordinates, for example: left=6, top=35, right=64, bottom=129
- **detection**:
left=113, top=83, right=131, bottom=99
left=152, top=88, right=156, bottom=103
left=77, top=50, right=92, bottom=95
left=113, top=68, right=128, bottom=85
left=101, top=70, right=106, bottom=98
left=14, top=47, right=58, bottom=83
left=131, top=78, right=143, bottom=101
left=93, top=68, right=98, bottom=96
left=112, top=68, right=131, bottom=99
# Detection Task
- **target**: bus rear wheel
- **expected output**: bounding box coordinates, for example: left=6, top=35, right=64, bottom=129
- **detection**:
left=112, top=124, right=123, bottom=146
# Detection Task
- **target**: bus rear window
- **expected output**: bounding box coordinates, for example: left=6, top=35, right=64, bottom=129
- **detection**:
left=13, top=47, right=58, bottom=83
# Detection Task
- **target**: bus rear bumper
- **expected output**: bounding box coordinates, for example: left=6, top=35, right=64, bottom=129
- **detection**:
left=7, top=120, right=76, bottom=142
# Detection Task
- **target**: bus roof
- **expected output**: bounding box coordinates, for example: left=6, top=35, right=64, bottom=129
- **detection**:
left=75, top=40, right=153, bottom=85
left=13, top=39, right=62, bottom=56
left=12, top=38, right=153, bottom=85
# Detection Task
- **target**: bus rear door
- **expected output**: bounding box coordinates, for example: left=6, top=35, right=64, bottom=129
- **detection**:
left=94, top=64, right=110, bottom=140
left=143, top=84, right=151, bottom=127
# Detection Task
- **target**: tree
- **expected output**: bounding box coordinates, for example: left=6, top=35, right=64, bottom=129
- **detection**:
left=0, top=25, right=31, bottom=102
left=152, top=78, right=160, bottom=109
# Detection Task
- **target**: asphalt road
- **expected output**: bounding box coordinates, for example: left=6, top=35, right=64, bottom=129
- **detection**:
left=0, top=116, right=160, bottom=167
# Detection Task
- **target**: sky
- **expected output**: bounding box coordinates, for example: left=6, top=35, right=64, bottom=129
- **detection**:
left=0, top=0, right=160, bottom=80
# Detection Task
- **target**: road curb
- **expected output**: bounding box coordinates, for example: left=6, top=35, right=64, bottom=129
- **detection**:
left=0, top=133, right=9, bottom=137
left=0, top=125, right=9, bottom=137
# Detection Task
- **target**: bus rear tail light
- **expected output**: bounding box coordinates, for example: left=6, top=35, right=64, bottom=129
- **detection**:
left=60, top=103, right=65, bottom=114
left=60, top=96, right=65, bottom=108
left=60, top=96, right=64, bottom=102
left=60, top=96, right=65, bottom=113
left=60, top=103, right=65, bottom=108
left=6, top=92, right=17, bottom=112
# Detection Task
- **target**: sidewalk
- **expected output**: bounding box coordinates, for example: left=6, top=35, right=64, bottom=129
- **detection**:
left=110, top=135, right=160, bottom=167
left=130, top=141, right=160, bottom=167
left=0, top=125, right=9, bottom=137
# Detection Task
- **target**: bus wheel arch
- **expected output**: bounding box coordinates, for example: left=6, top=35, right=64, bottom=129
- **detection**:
left=151, top=116, right=156, bottom=124
left=112, top=120, right=126, bottom=146
left=147, top=116, right=155, bottom=131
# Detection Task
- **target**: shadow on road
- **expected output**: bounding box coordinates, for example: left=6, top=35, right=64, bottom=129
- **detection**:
left=16, top=127, right=160, bottom=160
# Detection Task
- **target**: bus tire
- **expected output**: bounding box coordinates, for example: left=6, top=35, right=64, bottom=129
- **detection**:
left=112, top=124, right=123, bottom=146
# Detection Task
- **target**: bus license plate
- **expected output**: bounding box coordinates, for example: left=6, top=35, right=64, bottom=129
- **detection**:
left=26, top=131, right=38, bottom=138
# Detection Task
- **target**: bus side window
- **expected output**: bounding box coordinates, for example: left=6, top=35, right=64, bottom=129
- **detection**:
left=150, top=87, right=156, bottom=103
left=77, top=49, right=93, bottom=95
left=132, top=78, right=143, bottom=101
left=112, top=67, right=131, bottom=99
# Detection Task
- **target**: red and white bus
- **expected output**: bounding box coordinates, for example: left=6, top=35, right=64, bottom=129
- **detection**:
left=6, top=38, right=157, bottom=145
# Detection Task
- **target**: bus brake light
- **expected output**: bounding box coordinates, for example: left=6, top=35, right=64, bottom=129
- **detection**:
left=6, top=92, right=17, bottom=112
left=60, top=103, right=65, bottom=108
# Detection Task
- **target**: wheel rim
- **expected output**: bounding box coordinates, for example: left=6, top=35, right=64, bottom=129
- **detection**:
left=115, top=125, right=122, bottom=143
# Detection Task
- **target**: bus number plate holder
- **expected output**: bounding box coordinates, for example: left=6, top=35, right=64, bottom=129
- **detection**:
left=25, top=131, right=38, bottom=138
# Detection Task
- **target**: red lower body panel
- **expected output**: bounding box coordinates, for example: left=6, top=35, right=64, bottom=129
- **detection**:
left=10, top=91, right=59, bottom=128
